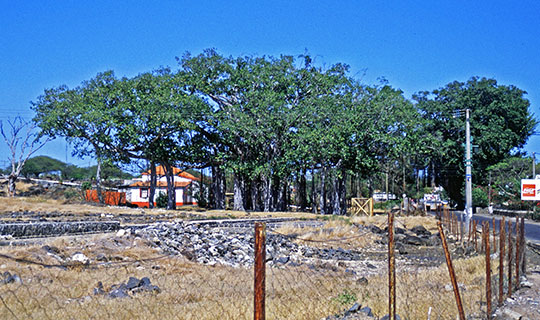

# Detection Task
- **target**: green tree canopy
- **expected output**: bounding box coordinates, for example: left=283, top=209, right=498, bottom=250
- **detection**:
left=414, top=77, right=537, bottom=206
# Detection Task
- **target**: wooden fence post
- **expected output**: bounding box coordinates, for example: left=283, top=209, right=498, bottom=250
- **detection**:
left=254, top=222, right=266, bottom=320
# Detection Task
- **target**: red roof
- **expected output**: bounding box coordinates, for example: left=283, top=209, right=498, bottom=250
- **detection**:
left=128, top=181, right=192, bottom=188
left=141, top=165, right=200, bottom=181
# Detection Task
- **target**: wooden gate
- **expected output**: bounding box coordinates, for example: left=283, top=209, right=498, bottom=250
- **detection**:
left=350, top=197, right=374, bottom=216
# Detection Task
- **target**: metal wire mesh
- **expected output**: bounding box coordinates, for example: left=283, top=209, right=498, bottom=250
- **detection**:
left=0, top=214, right=527, bottom=320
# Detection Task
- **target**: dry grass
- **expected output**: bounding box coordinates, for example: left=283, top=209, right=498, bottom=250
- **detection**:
left=274, top=219, right=382, bottom=250
left=0, top=196, right=320, bottom=222
left=0, top=234, right=362, bottom=320
left=0, top=192, right=493, bottom=319
left=360, top=255, right=497, bottom=319
left=0, top=227, right=498, bottom=320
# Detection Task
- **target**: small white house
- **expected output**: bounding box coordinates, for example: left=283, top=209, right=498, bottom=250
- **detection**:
left=122, top=165, right=199, bottom=208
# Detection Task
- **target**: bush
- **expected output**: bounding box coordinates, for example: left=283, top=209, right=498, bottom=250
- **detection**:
left=156, top=192, right=168, bottom=208
left=64, top=189, right=80, bottom=200
left=81, top=181, right=92, bottom=191
left=374, top=199, right=401, bottom=210
left=472, top=186, right=488, bottom=207
left=332, top=290, right=357, bottom=306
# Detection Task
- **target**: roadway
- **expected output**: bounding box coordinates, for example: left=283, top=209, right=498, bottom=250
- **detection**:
left=436, top=211, right=540, bottom=245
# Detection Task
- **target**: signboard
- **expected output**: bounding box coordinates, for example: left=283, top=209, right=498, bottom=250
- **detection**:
left=521, top=179, right=540, bottom=200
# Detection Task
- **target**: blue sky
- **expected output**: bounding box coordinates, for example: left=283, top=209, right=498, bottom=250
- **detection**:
left=1, top=1, right=540, bottom=168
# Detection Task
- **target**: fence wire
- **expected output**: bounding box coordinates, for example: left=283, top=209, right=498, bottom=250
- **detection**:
left=0, top=213, right=529, bottom=320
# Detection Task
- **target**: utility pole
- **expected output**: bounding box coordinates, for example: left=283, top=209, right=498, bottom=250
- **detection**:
left=464, top=109, right=473, bottom=233
left=488, top=171, right=493, bottom=214
left=533, top=152, right=536, bottom=178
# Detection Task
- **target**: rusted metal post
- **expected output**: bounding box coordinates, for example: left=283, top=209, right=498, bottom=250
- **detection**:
left=254, top=222, right=266, bottom=320
left=457, top=213, right=461, bottom=242
left=515, top=219, right=520, bottom=288
left=485, top=222, right=492, bottom=319
left=474, top=220, right=478, bottom=252
left=492, top=218, right=497, bottom=253
left=454, top=214, right=458, bottom=237
left=481, top=223, right=485, bottom=253
left=455, top=213, right=458, bottom=237
left=498, top=217, right=505, bottom=306
left=521, top=217, right=526, bottom=275
left=438, top=222, right=466, bottom=320
left=388, top=211, right=396, bottom=320
left=507, top=221, right=513, bottom=297
left=468, top=219, right=472, bottom=243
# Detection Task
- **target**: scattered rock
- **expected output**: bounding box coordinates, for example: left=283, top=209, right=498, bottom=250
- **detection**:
left=71, top=252, right=89, bottom=264
left=42, top=245, right=61, bottom=254
left=275, top=257, right=289, bottom=264
left=109, top=287, right=130, bottom=299
left=502, top=309, right=522, bottom=320
left=411, top=225, right=431, bottom=237
left=116, top=229, right=127, bottom=237
left=356, top=277, right=368, bottom=286
left=360, top=306, right=373, bottom=317
left=126, top=276, right=141, bottom=290
left=402, top=234, right=425, bottom=246
left=93, top=281, right=105, bottom=295
left=95, top=253, right=108, bottom=262
left=348, top=302, right=361, bottom=313
left=94, top=277, right=161, bottom=299
left=2, top=271, right=22, bottom=285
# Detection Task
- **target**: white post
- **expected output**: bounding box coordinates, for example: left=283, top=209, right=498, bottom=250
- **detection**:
left=464, top=109, right=473, bottom=233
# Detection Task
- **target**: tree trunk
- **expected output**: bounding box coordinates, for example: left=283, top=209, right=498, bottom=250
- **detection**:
left=430, top=161, right=436, bottom=188
left=281, top=179, right=288, bottom=212
left=7, top=174, right=16, bottom=197
left=251, top=177, right=261, bottom=211
left=263, top=175, right=272, bottom=212
left=298, top=168, right=307, bottom=211
left=211, top=165, right=225, bottom=209
left=319, top=167, right=326, bottom=215
left=164, top=162, right=176, bottom=210
left=233, top=172, right=245, bottom=211
left=341, top=170, right=347, bottom=215
left=96, top=157, right=104, bottom=204
left=148, top=161, right=157, bottom=209
left=273, top=175, right=284, bottom=212
left=199, top=168, right=204, bottom=207
left=311, top=167, right=317, bottom=214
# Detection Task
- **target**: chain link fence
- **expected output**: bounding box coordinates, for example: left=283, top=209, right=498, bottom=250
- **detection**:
left=0, top=212, right=528, bottom=319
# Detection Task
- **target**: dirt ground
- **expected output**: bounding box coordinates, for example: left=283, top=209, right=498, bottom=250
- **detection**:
left=493, top=256, right=540, bottom=320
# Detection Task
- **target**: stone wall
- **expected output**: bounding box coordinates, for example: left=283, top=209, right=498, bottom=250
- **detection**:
left=0, top=221, right=120, bottom=238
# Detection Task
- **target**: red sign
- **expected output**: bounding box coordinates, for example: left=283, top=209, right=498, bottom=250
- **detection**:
left=522, top=184, right=536, bottom=197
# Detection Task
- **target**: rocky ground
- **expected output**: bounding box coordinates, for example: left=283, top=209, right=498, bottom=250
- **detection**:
left=493, top=265, right=540, bottom=320
left=133, top=220, right=447, bottom=273
left=2, top=212, right=539, bottom=319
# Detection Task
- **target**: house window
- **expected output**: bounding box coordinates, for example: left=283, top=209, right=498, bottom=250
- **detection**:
left=140, top=189, right=149, bottom=198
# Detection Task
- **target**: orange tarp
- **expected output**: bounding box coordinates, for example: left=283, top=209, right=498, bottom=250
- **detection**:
left=85, top=190, right=126, bottom=206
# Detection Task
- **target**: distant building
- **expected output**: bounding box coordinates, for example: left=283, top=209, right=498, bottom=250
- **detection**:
left=372, top=191, right=397, bottom=202
left=120, top=165, right=199, bottom=208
